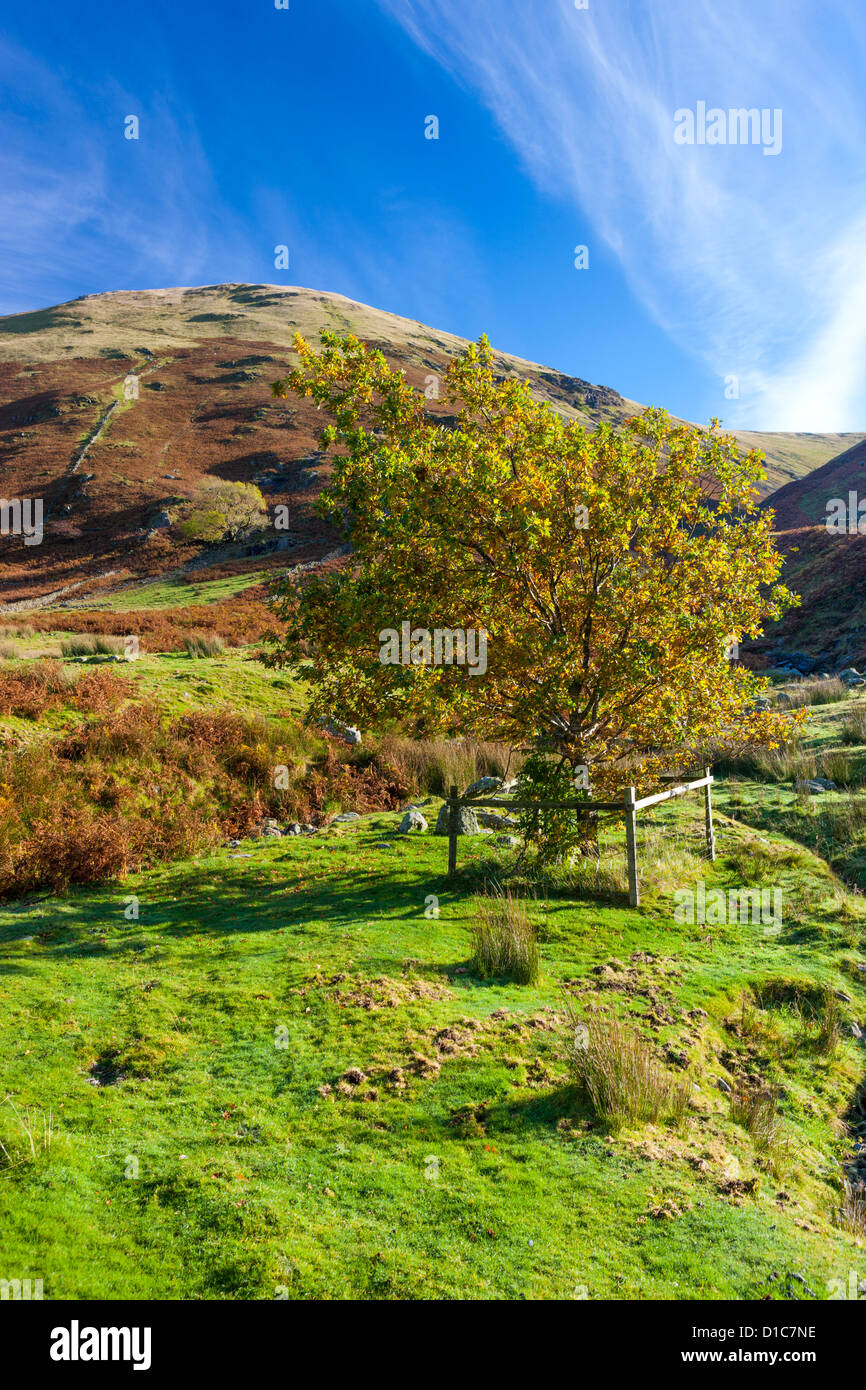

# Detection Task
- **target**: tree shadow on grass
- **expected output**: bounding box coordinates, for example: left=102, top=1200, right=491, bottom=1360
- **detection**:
left=399, top=1083, right=594, bottom=1146
left=26, top=857, right=470, bottom=968
left=483, top=1083, right=592, bottom=1134
left=455, top=855, right=631, bottom=909
left=424, top=961, right=540, bottom=996
left=0, top=956, right=30, bottom=976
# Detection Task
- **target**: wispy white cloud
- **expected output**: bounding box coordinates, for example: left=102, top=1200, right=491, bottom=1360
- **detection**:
left=378, top=0, right=866, bottom=428
left=0, top=39, right=256, bottom=313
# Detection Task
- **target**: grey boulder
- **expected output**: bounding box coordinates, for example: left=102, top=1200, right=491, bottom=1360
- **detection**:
left=434, top=804, right=480, bottom=836
left=476, top=810, right=519, bottom=829
left=464, top=776, right=505, bottom=798
left=316, top=717, right=362, bottom=746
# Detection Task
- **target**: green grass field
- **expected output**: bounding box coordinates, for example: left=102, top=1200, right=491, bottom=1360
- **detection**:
left=1, top=652, right=865, bottom=1299
left=63, top=571, right=269, bottom=612
left=1, top=792, right=865, bottom=1298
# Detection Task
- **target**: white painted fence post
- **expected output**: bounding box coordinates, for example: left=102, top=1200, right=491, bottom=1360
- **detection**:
left=625, top=786, right=639, bottom=907
left=704, top=766, right=716, bottom=862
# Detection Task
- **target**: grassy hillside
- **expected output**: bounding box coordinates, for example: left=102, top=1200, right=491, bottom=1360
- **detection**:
left=732, top=430, right=865, bottom=497
left=1, top=640, right=865, bottom=1300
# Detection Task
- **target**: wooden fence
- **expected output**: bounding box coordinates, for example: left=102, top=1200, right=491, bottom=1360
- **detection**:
left=446, top=767, right=715, bottom=907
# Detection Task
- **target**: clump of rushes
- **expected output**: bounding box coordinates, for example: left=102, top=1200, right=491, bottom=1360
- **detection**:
left=797, top=992, right=842, bottom=1056
left=0, top=1096, right=53, bottom=1171
left=60, top=634, right=127, bottom=657
left=184, top=632, right=225, bottom=658
left=729, top=1079, right=790, bottom=1176
left=470, top=887, right=539, bottom=984
left=841, top=705, right=866, bottom=746
left=780, top=678, right=848, bottom=708
left=565, top=1010, right=690, bottom=1131
left=836, top=1176, right=866, bottom=1238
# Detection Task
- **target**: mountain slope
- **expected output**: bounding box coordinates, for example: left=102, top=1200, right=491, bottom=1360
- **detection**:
left=0, top=283, right=860, bottom=609
left=749, top=438, right=866, bottom=672
left=731, top=429, right=864, bottom=494
left=763, top=435, right=866, bottom=533
left=0, top=284, right=639, bottom=608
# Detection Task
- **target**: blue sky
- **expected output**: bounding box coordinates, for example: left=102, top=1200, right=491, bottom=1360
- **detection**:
left=1, top=0, right=864, bottom=430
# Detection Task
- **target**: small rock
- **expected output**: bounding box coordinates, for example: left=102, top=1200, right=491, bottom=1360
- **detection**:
left=494, top=834, right=520, bottom=849
left=316, top=717, right=362, bottom=746
left=434, top=804, right=481, bottom=836
left=794, top=778, right=834, bottom=795
left=476, top=809, right=519, bottom=829
left=787, top=1272, right=817, bottom=1298
left=715, top=1077, right=732, bottom=1094
left=332, top=812, right=361, bottom=824
left=398, top=810, right=428, bottom=834
left=464, top=776, right=505, bottom=799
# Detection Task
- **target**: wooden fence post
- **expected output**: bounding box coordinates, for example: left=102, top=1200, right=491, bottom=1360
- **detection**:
left=624, top=786, right=640, bottom=907
left=447, top=785, right=459, bottom=876
left=704, top=766, right=716, bottom=862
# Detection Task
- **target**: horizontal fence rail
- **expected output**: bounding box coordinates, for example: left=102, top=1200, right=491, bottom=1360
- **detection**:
left=446, top=768, right=715, bottom=906
left=458, top=797, right=627, bottom=812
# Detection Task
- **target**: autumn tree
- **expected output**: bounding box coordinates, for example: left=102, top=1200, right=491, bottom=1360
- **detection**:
left=177, top=479, right=268, bottom=544
left=267, top=332, right=798, bottom=829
